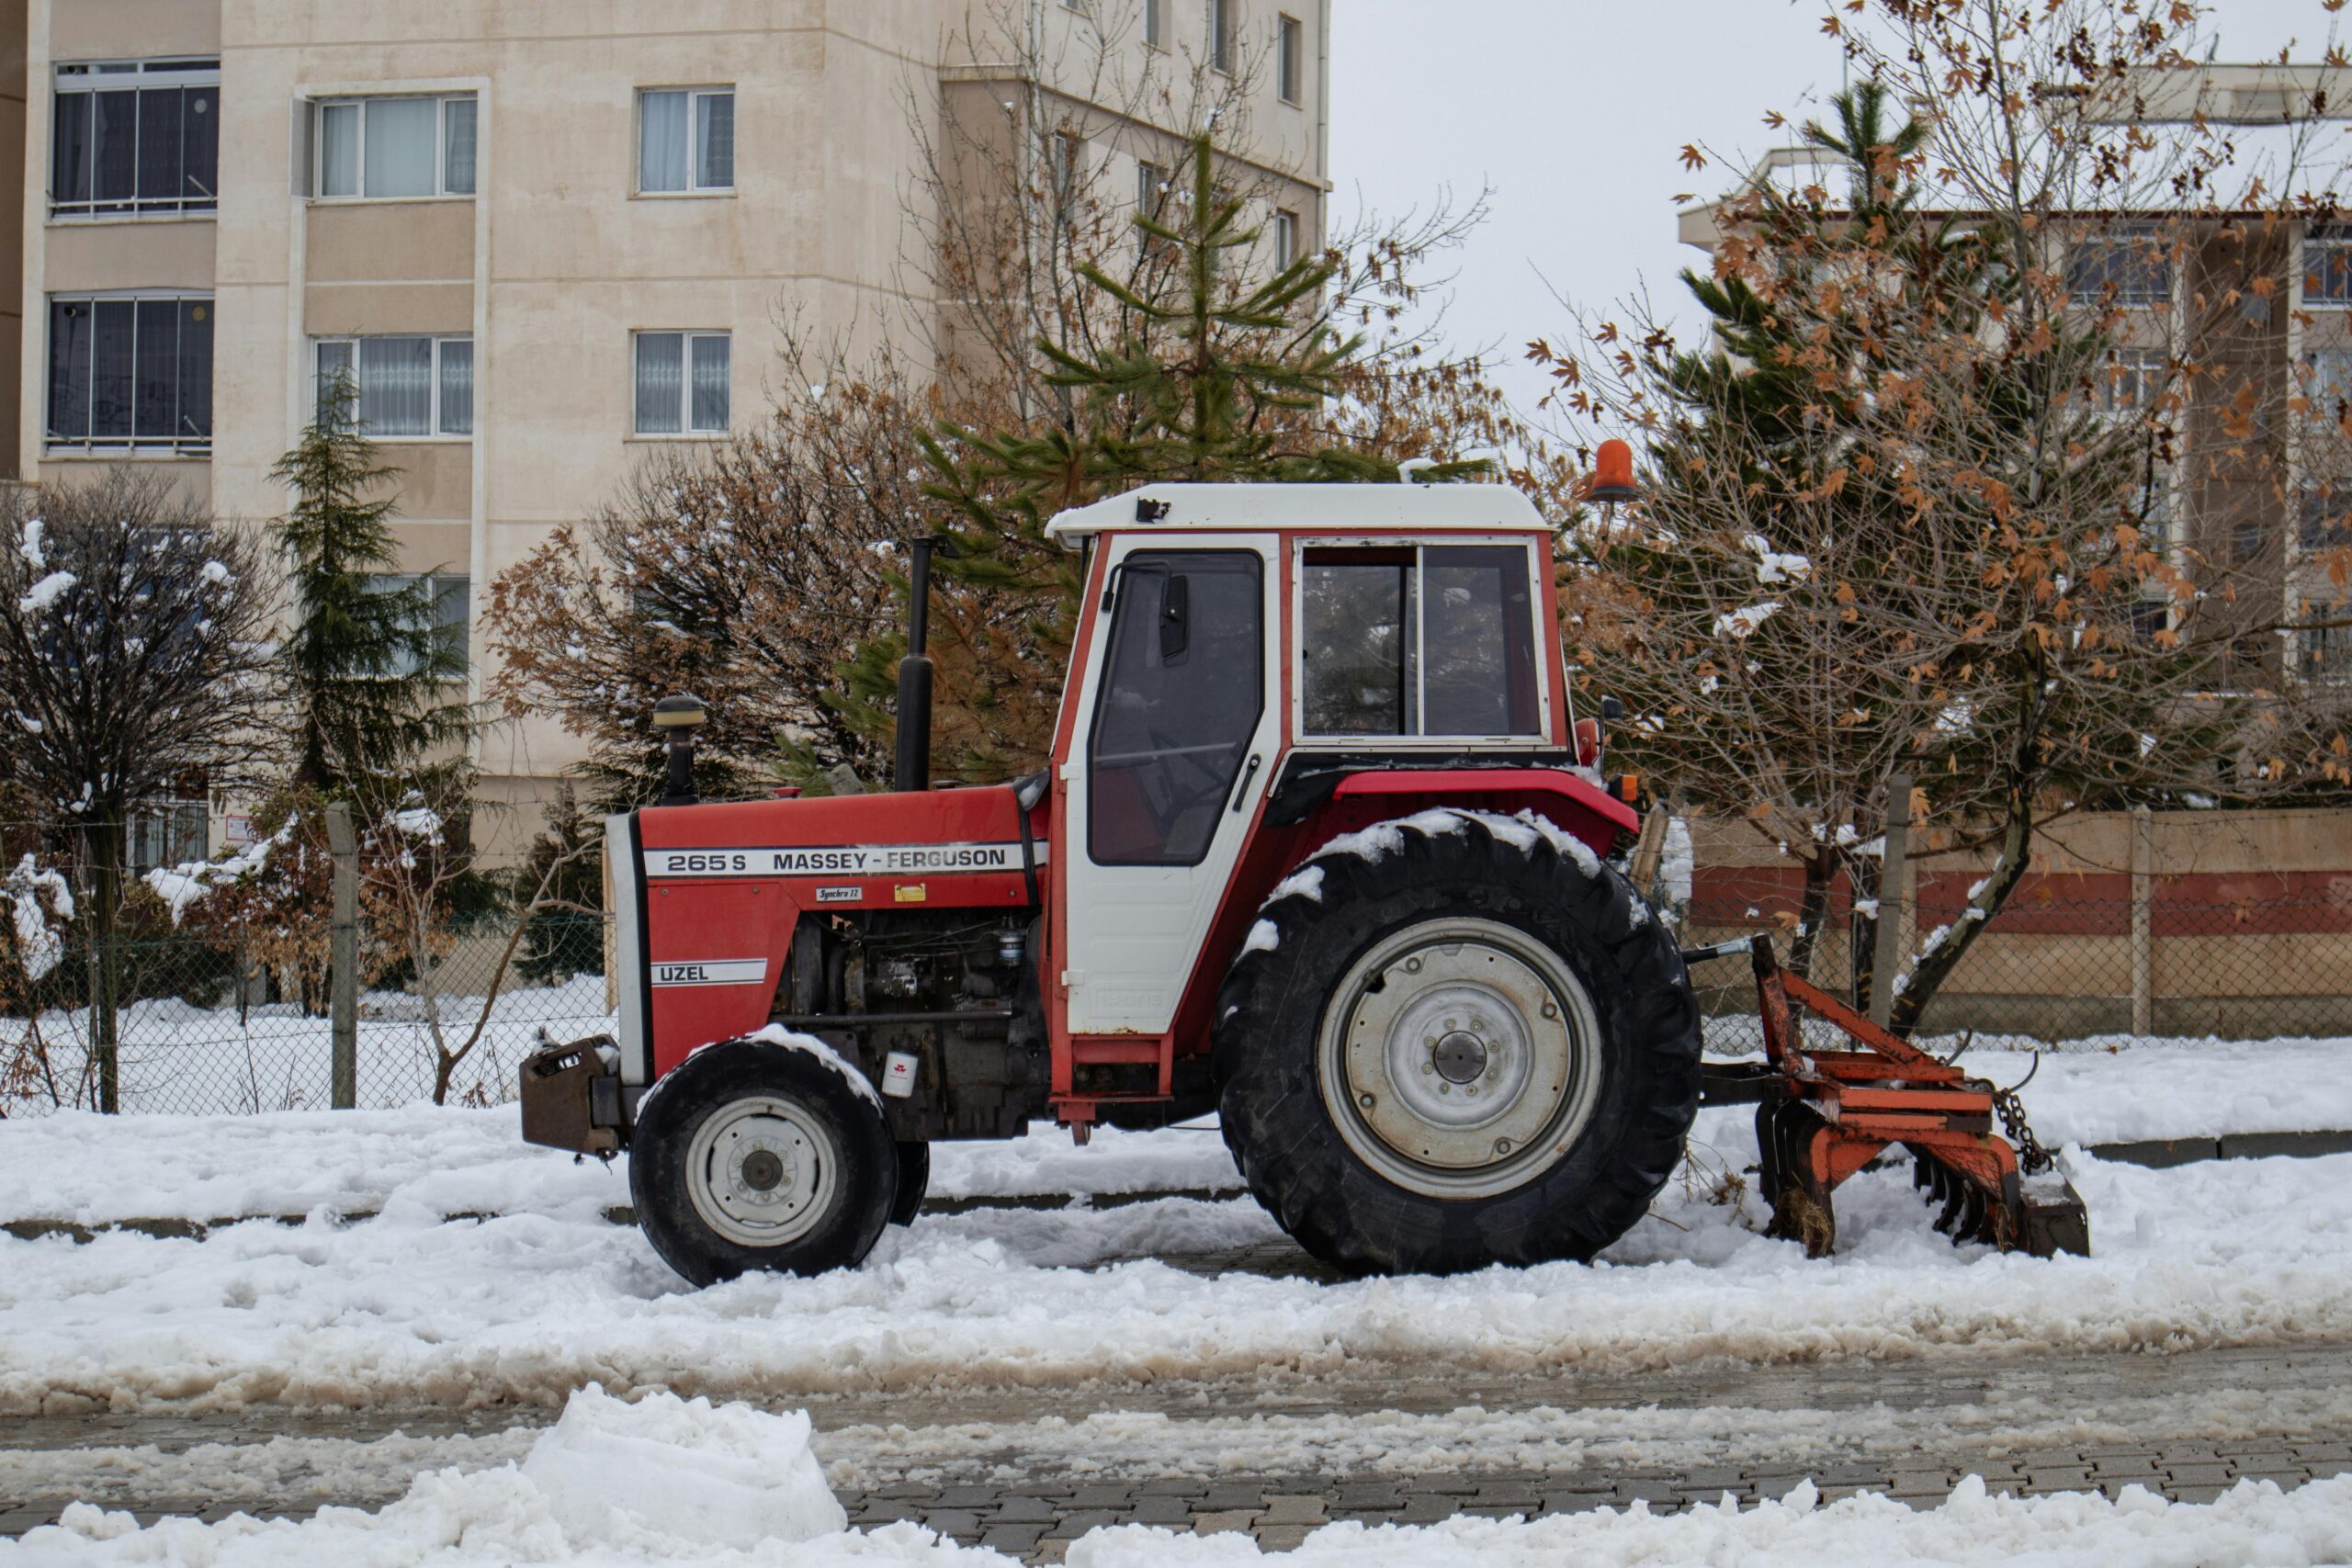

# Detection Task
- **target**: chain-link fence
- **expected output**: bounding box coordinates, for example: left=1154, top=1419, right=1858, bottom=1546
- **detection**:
left=1683, top=847, right=2352, bottom=1055
left=2, top=808, right=616, bottom=1128
left=0, top=912, right=614, bottom=1117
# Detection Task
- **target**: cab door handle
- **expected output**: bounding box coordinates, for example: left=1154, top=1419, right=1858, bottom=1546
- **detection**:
left=1229, top=752, right=1263, bottom=812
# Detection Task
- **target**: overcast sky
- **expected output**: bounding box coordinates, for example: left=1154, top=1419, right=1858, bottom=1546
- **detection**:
left=1326, top=0, right=2343, bottom=421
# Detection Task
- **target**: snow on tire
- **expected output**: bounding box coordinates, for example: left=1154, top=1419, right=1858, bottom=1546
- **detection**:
left=1214, top=808, right=1702, bottom=1275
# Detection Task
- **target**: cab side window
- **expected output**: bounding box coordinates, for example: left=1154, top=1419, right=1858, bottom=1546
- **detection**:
left=1088, top=550, right=1264, bottom=865
left=1300, top=544, right=1539, bottom=738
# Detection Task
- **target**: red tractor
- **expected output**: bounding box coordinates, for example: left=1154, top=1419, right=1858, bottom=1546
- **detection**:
left=521, top=472, right=2086, bottom=1284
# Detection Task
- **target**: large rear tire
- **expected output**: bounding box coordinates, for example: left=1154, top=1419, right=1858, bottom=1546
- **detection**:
left=1215, top=809, right=1701, bottom=1274
left=628, top=1037, right=898, bottom=1286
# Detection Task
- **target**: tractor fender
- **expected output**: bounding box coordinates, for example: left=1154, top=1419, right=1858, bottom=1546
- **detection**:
left=1323, top=768, right=1637, bottom=856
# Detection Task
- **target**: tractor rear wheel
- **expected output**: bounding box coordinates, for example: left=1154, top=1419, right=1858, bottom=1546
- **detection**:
left=628, top=1037, right=898, bottom=1286
left=1215, top=810, right=1701, bottom=1274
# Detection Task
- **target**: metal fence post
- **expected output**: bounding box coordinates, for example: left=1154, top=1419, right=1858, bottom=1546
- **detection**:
left=2132, top=805, right=2154, bottom=1036
left=327, top=802, right=358, bottom=1110
left=1868, top=773, right=1911, bottom=1025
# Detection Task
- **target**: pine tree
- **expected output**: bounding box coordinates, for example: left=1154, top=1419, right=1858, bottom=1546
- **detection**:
left=833, top=130, right=1483, bottom=781
left=271, top=370, right=472, bottom=791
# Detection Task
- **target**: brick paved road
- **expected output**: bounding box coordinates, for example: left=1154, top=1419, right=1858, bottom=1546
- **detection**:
left=6, top=1340, right=2349, bottom=1558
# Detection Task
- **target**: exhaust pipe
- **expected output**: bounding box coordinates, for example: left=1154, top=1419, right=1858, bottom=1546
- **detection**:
left=893, top=538, right=946, bottom=792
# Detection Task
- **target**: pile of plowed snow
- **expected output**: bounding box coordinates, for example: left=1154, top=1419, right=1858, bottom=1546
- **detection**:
left=10, top=1385, right=2351, bottom=1566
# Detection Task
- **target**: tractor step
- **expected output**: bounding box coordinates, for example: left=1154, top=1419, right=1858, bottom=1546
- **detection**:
left=1700, top=937, right=2087, bottom=1261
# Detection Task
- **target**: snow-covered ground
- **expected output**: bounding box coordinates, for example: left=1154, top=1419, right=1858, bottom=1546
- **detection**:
left=4, top=1077, right=2352, bottom=1413
left=6, top=1384, right=2350, bottom=1566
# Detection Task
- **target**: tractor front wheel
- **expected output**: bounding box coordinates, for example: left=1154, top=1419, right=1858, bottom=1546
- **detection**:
left=1216, top=810, right=1701, bottom=1274
left=628, top=1037, right=899, bottom=1286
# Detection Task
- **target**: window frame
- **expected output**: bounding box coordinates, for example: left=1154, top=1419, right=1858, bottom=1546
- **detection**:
left=1144, top=0, right=1166, bottom=48
left=631, top=329, right=732, bottom=437
left=44, top=289, right=214, bottom=455
left=364, top=571, right=471, bottom=679
left=2065, top=228, right=2174, bottom=310
left=50, top=58, right=220, bottom=220
left=1290, top=535, right=1552, bottom=747
left=1210, top=0, right=1236, bottom=73
left=311, top=93, right=477, bottom=201
left=1085, top=547, right=1267, bottom=868
left=1273, top=208, right=1299, bottom=270
left=1277, top=14, right=1303, bottom=103
left=311, top=334, right=474, bottom=439
left=635, top=85, right=736, bottom=196
left=2305, top=225, right=2352, bottom=309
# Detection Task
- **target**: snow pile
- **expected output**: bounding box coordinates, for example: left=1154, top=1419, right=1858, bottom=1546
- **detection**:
left=16, top=1445, right=2352, bottom=1564
left=15, top=1385, right=871, bottom=1565
left=1084, top=1478, right=2352, bottom=1565
left=518, top=1384, right=843, bottom=1548
left=142, top=821, right=294, bottom=928
left=1713, top=601, right=1781, bottom=637
left=4, top=854, right=74, bottom=981
left=1660, top=818, right=1694, bottom=907
left=1743, top=533, right=1813, bottom=585
left=18, top=569, right=74, bottom=615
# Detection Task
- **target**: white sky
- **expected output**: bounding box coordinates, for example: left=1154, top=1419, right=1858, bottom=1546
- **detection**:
left=1326, top=0, right=2345, bottom=421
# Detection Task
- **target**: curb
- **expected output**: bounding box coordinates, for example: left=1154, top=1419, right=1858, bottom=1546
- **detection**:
left=0, top=1184, right=1249, bottom=1246
left=2087, top=1130, right=2352, bottom=1168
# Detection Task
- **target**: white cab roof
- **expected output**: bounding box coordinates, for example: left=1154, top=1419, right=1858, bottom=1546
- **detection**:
left=1043, top=482, right=1552, bottom=547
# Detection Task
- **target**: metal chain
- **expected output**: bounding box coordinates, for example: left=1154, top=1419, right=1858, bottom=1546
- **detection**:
left=1993, top=1084, right=2054, bottom=1175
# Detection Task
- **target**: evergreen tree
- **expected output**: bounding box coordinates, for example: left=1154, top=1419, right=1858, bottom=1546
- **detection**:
left=271, top=371, right=473, bottom=791
left=835, top=130, right=1483, bottom=781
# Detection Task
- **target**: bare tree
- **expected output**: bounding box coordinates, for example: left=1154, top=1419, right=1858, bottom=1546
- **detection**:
left=362, top=771, right=604, bottom=1104
left=0, top=469, right=281, bottom=1107
left=1541, top=4, right=2352, bottom=1027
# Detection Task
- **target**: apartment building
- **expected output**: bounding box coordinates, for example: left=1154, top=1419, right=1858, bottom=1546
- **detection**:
left=10, top=0, right=1329, bottom=852
left=1675, top=65, right=2352, bottom=687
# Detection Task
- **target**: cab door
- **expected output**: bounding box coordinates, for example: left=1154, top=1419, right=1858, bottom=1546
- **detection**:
left=1060, top=536, right=1278, bottom=1034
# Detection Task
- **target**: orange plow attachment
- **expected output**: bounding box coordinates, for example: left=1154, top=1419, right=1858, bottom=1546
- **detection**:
left=1690, top=938, right=2089, bottom=1260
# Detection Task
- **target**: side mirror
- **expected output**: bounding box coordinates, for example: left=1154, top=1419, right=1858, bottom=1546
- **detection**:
left=1159, top=573, right=1191, bottom=661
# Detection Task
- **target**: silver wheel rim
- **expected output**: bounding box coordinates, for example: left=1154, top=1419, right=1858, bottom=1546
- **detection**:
left=684, top=1094, right=838, bottom=1247
left=1317, top=917, right=1602, bottom=1200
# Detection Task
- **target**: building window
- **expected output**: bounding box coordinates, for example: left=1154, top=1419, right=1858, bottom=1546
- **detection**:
left=2306, top=227, right=2352, bottom=306
left=1136, top=159, right=1165, bottom=216
left=1144, top=0, right=1165, bottom=47
left=639, top=87, right=734, bottom=194
left=2130, top=596, right=2171, bottom=643
left=314, top=95, right=476, bottom=199
left=2302, top=618, right=2352, bottom=682
left=1278, top=14, right=1303, bottom=103
left=51, top=59, right=219, bottom=219
left=1210, top=0, right=1236, bottom=73
left=1273, top=209, right=1299, bottom=269
left=2067, top=231, right=2172, bottom=309
left=2090, top=346, right=2166, bottom=416
left=313, top=336, right=472, bottom=437
left=2304, top=346, right=2352, bottom=415
left=126, top=799, right=209, bottom=875
left=366, top=573, right=470, bottom=675
left=634, top=331, right=730, bottom=434
left=46, top=294, right=212, bottom=453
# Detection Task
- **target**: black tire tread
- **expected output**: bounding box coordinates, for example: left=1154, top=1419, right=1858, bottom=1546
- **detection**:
left=1214, top=809, right=1701, bottom=1275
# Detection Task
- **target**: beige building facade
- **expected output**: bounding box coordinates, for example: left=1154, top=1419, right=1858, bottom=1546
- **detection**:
left=13, top=0, right=1329, bottom=844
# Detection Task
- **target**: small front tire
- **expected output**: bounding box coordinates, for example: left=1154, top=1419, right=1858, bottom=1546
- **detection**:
left=628, top=1038, right=898, bottom=1286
